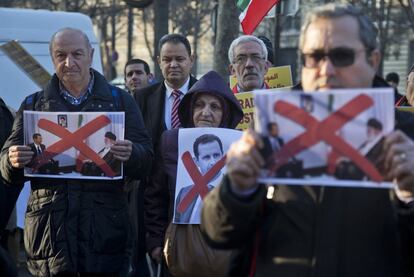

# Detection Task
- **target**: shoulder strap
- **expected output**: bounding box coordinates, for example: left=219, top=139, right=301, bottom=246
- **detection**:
left=110, top=86, right=124, bottom=111
left=24, top=91, right=41, bottom=111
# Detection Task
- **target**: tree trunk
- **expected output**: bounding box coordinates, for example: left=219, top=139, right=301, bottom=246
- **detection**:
left=192, top=4, right=200, bottom=76
left=213, top=0, right=239, bottom=79
left=153, top=0, right=169, bottom=81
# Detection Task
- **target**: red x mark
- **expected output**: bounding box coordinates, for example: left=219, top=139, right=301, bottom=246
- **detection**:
left=34, top=115, right=117, bottom=177
left=268, top=94, right=383, bottom=182
left=177, top=151, right=226, bottom=213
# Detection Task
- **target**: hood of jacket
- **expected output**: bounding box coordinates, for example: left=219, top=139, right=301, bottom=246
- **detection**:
left=178, top=71, right=243, bottom=129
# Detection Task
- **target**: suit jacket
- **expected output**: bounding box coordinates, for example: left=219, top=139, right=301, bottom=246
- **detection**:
left=261, top=136, right=284, bottom=166
left=174, top=184, right=214, bottom=224
left=262, top=136, right=284, bottom=153
left=133, top=76, right=198, bottom=150
left=28, top=143, right=46, bottom=158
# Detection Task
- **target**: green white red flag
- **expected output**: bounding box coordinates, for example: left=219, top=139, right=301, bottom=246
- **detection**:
left=237, top=0, right=281, bottom=35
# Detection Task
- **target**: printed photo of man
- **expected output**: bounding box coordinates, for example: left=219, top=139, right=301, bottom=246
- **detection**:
left=174, top=134, right=224, bottom=224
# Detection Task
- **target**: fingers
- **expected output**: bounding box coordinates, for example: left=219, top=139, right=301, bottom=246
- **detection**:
left=383, top=130, right=414, bottom=197
left=110, top=140, right=132, bottom=161
left=227, top=130, right=264, bottom=191
left=151, top=246, right=162, bottom=264
left=8, top=145, right=34, bottom=168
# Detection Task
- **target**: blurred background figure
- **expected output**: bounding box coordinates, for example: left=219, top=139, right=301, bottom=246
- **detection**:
left=385, top=72, right=403, bottom=105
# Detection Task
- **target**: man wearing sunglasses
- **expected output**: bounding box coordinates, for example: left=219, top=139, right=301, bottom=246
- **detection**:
left=201, top=3, right=414, bottom=277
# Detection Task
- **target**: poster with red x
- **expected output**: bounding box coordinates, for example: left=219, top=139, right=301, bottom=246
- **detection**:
left=254, top=88, right=395, bottom=188
left=173, top=128, right=242, bottom=224
left=23, top=111, right=124, bottom=180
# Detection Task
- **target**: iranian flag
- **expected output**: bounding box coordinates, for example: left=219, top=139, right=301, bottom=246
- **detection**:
left=237, top=0, right=281, bottom=35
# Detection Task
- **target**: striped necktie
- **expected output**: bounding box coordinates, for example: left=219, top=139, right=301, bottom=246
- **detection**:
left=171, top=89, right=182, bottom=129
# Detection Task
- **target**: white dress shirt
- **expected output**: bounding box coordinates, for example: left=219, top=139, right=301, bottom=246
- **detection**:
left=164, top=77, right=190, bottom=130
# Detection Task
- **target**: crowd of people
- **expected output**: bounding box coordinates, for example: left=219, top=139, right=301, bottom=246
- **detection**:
left=1, top=3, right=414, bottom=277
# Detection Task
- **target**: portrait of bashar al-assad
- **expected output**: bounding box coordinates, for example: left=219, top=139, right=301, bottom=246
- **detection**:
left=194, top=134, right=224, bottom=179
left=175, top=134, right=224, bottom=224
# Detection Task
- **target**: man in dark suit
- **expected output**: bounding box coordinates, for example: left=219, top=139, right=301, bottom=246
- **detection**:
left=261, top=122, right=284, bottom=164
left=27, top=133, right=59, bottom=174
left=28, top=133, right=45, bottom=158
left=134, top=34, right=197, bottom=267
left=27, top=133, right=47, bottom=171
left=174, top=134, right=224, bottom=224
left=134, top=34, right=197, bottom=150
left=124, top=58, right=153, bottom=94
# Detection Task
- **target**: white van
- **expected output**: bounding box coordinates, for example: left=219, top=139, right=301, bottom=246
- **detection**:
left=0, top=8, right=103, bottom=110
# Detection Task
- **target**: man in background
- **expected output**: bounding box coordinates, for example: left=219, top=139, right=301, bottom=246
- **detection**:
left=385, top=72, right=403, bottom=105
left=228, top=35, right=270, bottom=93
left=124, top=58, right=153, bottom=94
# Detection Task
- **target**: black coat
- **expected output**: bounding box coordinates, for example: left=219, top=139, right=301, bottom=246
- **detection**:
left=201, top=76, right=414, bottom=277
left=133, top=76, right=198, bottom=150
left=0, top=70, right=153, bottom=276
left=0, top=97, right=19, bottom=232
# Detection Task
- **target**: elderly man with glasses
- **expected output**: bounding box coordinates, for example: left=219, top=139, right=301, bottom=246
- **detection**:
left=228, top=35, right=271, bottom=93
left=201, top=3, right=414, bottom=277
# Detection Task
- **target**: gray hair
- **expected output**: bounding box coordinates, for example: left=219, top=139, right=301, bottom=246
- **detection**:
left=228, top=35, right=268, bottom=64
left=49, top=27, right=92, bottom=55
left=299, top=3, right=378, bottom=53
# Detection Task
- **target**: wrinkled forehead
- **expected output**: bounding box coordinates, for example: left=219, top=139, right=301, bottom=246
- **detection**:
left=160, top=42, right=189, bottom=57
left=302, top=16, right=363, bottom=52
left=51, top=30, right=91, bottom=52
left=234, top=41, right=264, bottom=57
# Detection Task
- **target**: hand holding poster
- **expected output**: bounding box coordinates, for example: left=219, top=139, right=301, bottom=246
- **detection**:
left=173, top=128, right=242, bottom=224
left=23, top=111, right=124, bottom=180
left=254, top=88, right=395, bottom=188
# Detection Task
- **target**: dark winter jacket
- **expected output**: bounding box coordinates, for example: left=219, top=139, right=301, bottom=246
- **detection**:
left=0, top=70, right=153, bottom=276
left=144, top=70, right=243, bottom=252
left=201, top=76, right=414, bottom=277
left=0, top=98, right=19, bottom=232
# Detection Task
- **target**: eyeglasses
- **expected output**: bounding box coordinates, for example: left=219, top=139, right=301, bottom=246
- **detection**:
left=233, top=54, right=265, bottom=65
left=301, top=47, right=366, bottom=68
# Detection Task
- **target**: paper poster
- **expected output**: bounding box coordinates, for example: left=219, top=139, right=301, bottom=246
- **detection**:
left=173, top=128, right=242, bottom=224
left=23, top=111, right=124, bottom=180
left=397, top=106, right=414, bottom=113
left=229, top=65, right=293, bottom=89
left=254, top=88, right=395, bottom=188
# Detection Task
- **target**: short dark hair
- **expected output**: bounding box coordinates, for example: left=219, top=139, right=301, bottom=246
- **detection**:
left=266, top=122, right=278, bottom=132
left=367, top=118, right=382, bottom=131
left=299, top=4, right=378, bottom=54
left=105, top=131, right=117, bottom=141
left=33, top=133, right=41, bottom=140
left=385, top=72, right=399, bottom=84
left=258, top=35, right=274, bottom=64
left=158, top=34, right=192, bottom=56
left=193, top=134, right=223, bottom=159
left=124, top=58, right=150, bottom=76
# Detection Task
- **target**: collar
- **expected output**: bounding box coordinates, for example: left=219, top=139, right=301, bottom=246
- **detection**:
left=165, top=76, right=191, bottom=98
left=233, top=81, right=269, bottom=93
left=59, top=69, right=95, bottom=105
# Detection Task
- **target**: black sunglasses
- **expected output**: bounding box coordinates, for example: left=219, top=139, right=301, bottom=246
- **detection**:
left=301, top=47, right=365, bottom=68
